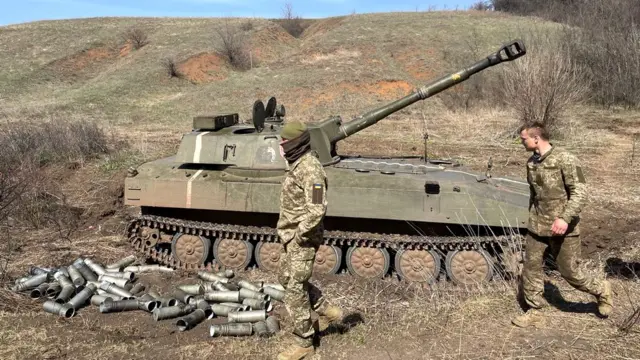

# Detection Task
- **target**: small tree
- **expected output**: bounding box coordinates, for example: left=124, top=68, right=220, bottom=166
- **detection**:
left=281, top=2, right=305, bottom=38
left=214, top=20, right=252, bottom=71
left=121, top=27, right=149, bottom=50
left=500, top=30, right=590, bottom=135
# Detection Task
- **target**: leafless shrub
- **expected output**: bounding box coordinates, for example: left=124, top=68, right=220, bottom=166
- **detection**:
left=161, top=57, right=181, bottom=78
left=214, top=20, right=252, bottom=71
left=280, top=2, right=305, bottom=38
left=499, top=29, right=590, bottom=136
left=437, top=29, right=503, bottom=111
left=492, top=0, right=640, bottom=108
left=240, top=18, right=254, bottom=31
left=0, top=119, right=109, bottom=233
left=121, top=26, right=149, bottom=50
left=469, top=1, right=493, bottom=11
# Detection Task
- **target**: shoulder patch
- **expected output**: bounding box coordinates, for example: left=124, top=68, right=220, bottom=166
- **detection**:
left=312, top=183, right=323, bottom=204
left=576, top=166, right=585, bottom=183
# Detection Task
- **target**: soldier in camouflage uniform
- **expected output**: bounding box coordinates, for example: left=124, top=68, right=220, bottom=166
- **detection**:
left=276, top=121, right=343, bottom=360
left=512, top=122, right=613, bottom=328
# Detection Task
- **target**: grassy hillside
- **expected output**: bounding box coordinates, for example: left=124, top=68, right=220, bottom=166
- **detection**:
left=0, top=12, right=548, bottom=127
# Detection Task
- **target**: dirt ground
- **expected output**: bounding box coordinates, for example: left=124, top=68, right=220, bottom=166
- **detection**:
left=1, top=105, right=639, bottom=360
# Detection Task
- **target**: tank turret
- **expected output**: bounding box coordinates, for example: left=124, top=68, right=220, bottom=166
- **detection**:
left=124, top=39, right=530, bottom=286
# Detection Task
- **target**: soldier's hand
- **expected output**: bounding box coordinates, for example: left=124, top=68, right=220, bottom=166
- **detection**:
left=551, top=218, right=569, bottom=236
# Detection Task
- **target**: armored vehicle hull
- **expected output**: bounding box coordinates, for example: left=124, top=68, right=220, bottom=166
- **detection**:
left=124, top=40, right=529, bottom=285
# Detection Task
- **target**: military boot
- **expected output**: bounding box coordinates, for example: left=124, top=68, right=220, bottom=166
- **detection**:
left=277, top=344, right=314, bottom=360
left=511, top=309, right=546, bottom=328
left=597, top=280, right=613, bottom=317
left=317, top=305, right=343, bottom=331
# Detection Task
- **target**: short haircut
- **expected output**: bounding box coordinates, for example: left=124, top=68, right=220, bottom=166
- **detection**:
left=519, top=122, right=550, bottom=141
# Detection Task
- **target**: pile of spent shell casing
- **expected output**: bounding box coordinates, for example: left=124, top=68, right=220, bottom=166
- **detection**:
left=10, top=255, right=282, bottom=338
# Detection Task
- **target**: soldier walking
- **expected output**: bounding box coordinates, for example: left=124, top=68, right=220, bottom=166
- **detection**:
left=512, top=122, right=613, bottom=328
left=276, top=121, right=343, bottom=360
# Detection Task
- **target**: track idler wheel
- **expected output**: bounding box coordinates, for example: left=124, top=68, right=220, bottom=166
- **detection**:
left=445, top=249, right=494, bottom=286
left=313, top=245, right=342, bottom=275
left=213, top=237, right=254, bottom=270
left=254, top=242, right=283, bottom=273
left=394, top=248, right=441, bottom=283
left=346, top=246, right=390, bottom=279
left=171, top=233, right=211, bottom=266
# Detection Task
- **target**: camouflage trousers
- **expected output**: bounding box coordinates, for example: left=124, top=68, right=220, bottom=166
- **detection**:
left=277, top=239, right=328, bottom=347
left=522, top=232, right=605, bottom=309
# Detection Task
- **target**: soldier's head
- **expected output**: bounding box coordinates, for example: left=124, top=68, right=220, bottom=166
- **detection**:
left=519, top=122, right=550, bottom=151
left=279, top=121, right=311, bottom=162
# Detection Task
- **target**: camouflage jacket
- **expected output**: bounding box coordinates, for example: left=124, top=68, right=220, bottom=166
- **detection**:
left=526, top=146, right=586, bottom=237
left=276, top=150, right=328, bottom=259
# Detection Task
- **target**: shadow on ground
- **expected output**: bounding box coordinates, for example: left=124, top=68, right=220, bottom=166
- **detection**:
left=605, top=257, right=640, bottom=280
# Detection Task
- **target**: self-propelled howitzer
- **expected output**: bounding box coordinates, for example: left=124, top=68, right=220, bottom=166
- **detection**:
left=124, top=40, right=530, bottom=285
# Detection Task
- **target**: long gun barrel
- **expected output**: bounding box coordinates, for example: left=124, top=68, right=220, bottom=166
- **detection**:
left=323, top=40, right=525, bottom=144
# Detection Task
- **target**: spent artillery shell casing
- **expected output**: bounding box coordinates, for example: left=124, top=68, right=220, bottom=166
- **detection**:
left=172, top=289, right=193, bottom=304
left=129, top=282, right=146, bottom=296
left=153, top=304, right=196, bottom=321
left=100, top=281, right=134, bottom=298
left=177, top=284, right=204, bottom=295
left=203, top=291, right=240, bottom=303
left=216, top=269, right=234, bottom=278
left=101, top=271, right=135, bottom=281
left=197, top=271, right=229, bottom=283
left=43, top=300, right=75, bottom=318
left=98, top=274, right=130, bottom=288
left=29, top=282, right=50, bottom=299
left=242, top=298, right=272, bottom=312
left=67, top=282, right=97, bottom=310
left=45, top=283, right=62, bottom=299
left=176, top=309, right=207, bottom=331
left=54, top=285, right=76, bottom=304
left=210, top=323, right=253, bottom=337
left=72, top=259, right=98, bottom=282
left=67, top=265, right=85, bottom=286
left=262, top=286, right=285, bottom=302
left=106, top=255, right=136, bottom=271
left=239, top=288, right=269, bottom=302
left=219, top=302, right=249, bottom=311
left=228, top=309, right=267, bottom=323
left=90, top=294, right=114, bottom=306
left=237, top=280, right=261, bottom=292
left=12, top=273, right=48, bottom=292
left=83, top=258, right=106, bottom=276
left=53, top=271, right=74, bottom=288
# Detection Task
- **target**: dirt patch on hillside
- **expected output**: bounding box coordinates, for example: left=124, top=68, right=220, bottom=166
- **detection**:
left=250, top=25, right=298, bottom=63
left=393, top=47, right=441, bottom=81
left=302, top=16, right=346, bottom=40
left=177, top=52, right=228, bottom=83
left=296, top=80, right=413, bottom=112
left=48, top=42, right=133, bottom=75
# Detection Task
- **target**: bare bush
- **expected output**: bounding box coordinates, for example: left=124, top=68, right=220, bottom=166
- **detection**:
left=469, top=1, right=493, bottom=11
left=214, top=20, right=252, bottom=71
left=500, top=30, right=590, bottom=135
left=121, top=27, right=150, bottom=50
left=280, top=2, right=305, bottom=38
left=437, top=29, right=503, bottom=111
left=161, top=57, right=181, bottom=78
left=492, top=0, right=640, bottom=108
left=0, top=119, right=109, bottom=231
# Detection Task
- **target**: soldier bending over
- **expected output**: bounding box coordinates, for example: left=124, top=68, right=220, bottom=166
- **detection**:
left=276, top=121, right=343, bottom=360
left=512, top=122, right=613, bottom=328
